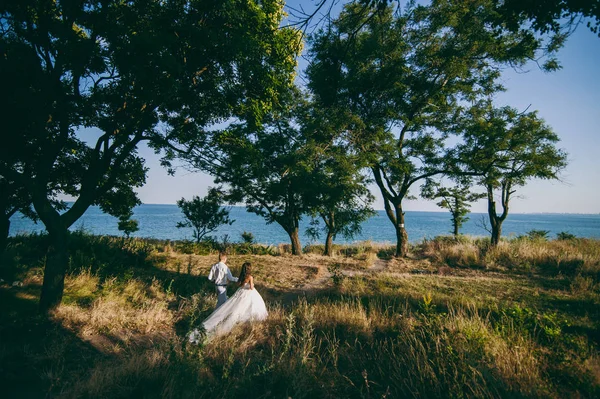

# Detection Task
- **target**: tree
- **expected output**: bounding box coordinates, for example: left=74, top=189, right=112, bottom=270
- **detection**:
left=306, top=202, right=375, bottom=256
left=492, top=0, right=600, bottom=37
left=305, top=138, right=375, bottom=256
left=457, top=103, right=568, bottom=246
left=307, top=1, right=554, bottom=257
left=117, top=212, right=139, bottom=239
left=240, top=231, right=255, bottom=244
left=1, top=0, right=299, bottom=312
left=1, top=158, right=69, bottom=259
left=422, top=180, right=485, bottom=236
left=0, top=25, right=69, bottom=258
left=176, top=188, right=233, bottom=244
left=0, top=179, right=34, bottom=258
left=296, top=0, right=600, bottom=36
left=194, top=95, right=312, bottom=255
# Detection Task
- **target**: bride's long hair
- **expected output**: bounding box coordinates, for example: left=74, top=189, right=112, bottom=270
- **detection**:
left=238, top=262, right=252, bottom=286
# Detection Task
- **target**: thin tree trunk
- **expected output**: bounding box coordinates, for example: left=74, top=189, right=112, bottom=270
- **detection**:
left=452, top=197, right=459, bottom=236
left=324, top=230, right=334, bottom=256
left=487, top=189, right=502, bottom=247
left=39, top=225, right=69, bottom=313
left=323, top=212, right=334, bottom=256
left=452, top=213, right=459, bottom=236
left=287, top=227, right=302, bottom=256
left=491, top=221, right=502, bottom=246
left=0, top=216, right=9, bottom=258
left=395, top=205, right=408, bottom=257
left=371, top=166, right=409, bottom=257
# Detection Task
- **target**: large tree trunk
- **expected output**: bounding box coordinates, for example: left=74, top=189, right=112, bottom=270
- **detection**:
left=39, top=225, right=69, bottom=313
left=0, top=216, right=9, bottom=259
left=287, top=227, right=302, bottom=256
left=32, top=189, right=82, bottom=314
left=394, top=205, right=409, bottom=257
left=324, top=230, right=334, bottom=257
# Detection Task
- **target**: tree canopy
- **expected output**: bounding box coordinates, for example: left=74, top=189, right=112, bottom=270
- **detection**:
left=422, top=179, right=486, bottom=236
left=176, top=188, right=234, bottom=244
left=304, top=113, right=375, bottom=256
left=492, top=0, right=600, bottom=36
left=192, top=92, right=314, bottom=255
left=456, top=102, right=568, bottom=245
left=1, top=0, right=300, bottom=311
left=306, top=0, right=558, bottom=256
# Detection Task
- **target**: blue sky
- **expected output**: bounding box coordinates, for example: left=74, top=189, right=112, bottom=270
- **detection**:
left=134, top=4, right=600, bottom=214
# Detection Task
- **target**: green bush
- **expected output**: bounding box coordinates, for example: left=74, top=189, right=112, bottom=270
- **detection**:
left=556, top=231, right=576, bottom=241
left=525, top=229, right=550, bottom=241
left=240, top=231, right=255, bottom=244
left=327, top=263, right=346, bottom=286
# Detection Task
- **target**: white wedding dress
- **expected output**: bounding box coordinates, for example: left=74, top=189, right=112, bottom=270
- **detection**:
left=189, top=283, right=268, bottom=342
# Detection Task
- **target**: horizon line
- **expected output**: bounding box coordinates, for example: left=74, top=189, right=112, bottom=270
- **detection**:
left=133, top=202, right=600, bottom=216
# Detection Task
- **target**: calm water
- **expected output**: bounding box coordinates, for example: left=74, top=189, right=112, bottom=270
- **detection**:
left=9, top=204, right=600, bottom=244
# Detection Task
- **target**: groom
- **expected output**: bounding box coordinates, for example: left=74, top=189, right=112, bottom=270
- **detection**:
left=207, top=252, right=238, bottom=308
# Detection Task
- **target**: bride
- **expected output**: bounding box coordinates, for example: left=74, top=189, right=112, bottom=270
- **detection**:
left=189, top=262, right=268, bottom=342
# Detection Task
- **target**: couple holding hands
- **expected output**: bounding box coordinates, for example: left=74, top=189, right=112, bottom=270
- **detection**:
left=188, top=252, right=268, bottom=342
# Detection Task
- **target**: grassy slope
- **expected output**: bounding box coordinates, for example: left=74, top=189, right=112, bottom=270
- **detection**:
left=0, top=234, right=599, bottom=398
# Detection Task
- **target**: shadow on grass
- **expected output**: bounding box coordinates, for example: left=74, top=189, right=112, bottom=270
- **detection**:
left=0, top=287, right=106, bottom=398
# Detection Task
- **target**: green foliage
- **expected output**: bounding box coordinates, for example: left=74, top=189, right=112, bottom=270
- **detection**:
left=498, top=305, right=569, bottom=344
left=457, top=103, right=568, bottom=245
left=193, top=90, right=312, bottom=255
left=422, top=180, right=485, bottom=236
left=3, top=231, right=155, bottom=277
left=306, top=0, right=555, bottom=256
left=116, top=209, right=139, bottom=238
left=176, top=188, right=233, bottom=244
left=557, top=231, right=577, bottom=240
left=493, top=0, right=600, bottom=37
left=1, top=0, right=300, bottom=308
left=304, top=123, right=375, bottom=250
left=526, top=229, right=551, bottom=241
left=240, top=231, right=255, bottom=244
left=327, top=263, right=346, bottom=286
left=117, top=217, right=139, bottom=239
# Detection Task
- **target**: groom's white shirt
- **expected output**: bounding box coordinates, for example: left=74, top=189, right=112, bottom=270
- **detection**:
left=208, top=262, right=238, bottom=285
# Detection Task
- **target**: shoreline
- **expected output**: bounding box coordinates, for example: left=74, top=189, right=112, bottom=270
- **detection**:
left=9, top=207, right=600, bottom=243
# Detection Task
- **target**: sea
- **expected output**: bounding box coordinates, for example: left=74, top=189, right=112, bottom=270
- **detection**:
left=8, top=204, right=600, bottom=245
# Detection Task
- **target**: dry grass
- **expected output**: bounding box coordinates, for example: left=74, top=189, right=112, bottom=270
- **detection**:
left=1, top=234, right=599, bottom=398
left=420, top=236, right=600, bottom=277
left=56, top=275, right=174, bottom=352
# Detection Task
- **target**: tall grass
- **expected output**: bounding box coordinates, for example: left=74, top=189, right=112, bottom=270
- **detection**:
left=420, top=235, right=600, bottom=277
left=49, top=286, right=598, bottom=398
left=1, top=233, right=599, bottom=397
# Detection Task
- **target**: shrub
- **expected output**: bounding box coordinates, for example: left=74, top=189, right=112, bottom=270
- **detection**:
left=327, top=263, right=346, bottom=286
left=240, top=231, right=255, bottom=244
left=525, top=229, right=550, bottom=241
left=557, top=231, right=576, bottom=241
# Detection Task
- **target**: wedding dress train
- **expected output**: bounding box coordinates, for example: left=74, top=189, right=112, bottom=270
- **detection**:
left=189, top=283, right=268, bottom=342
